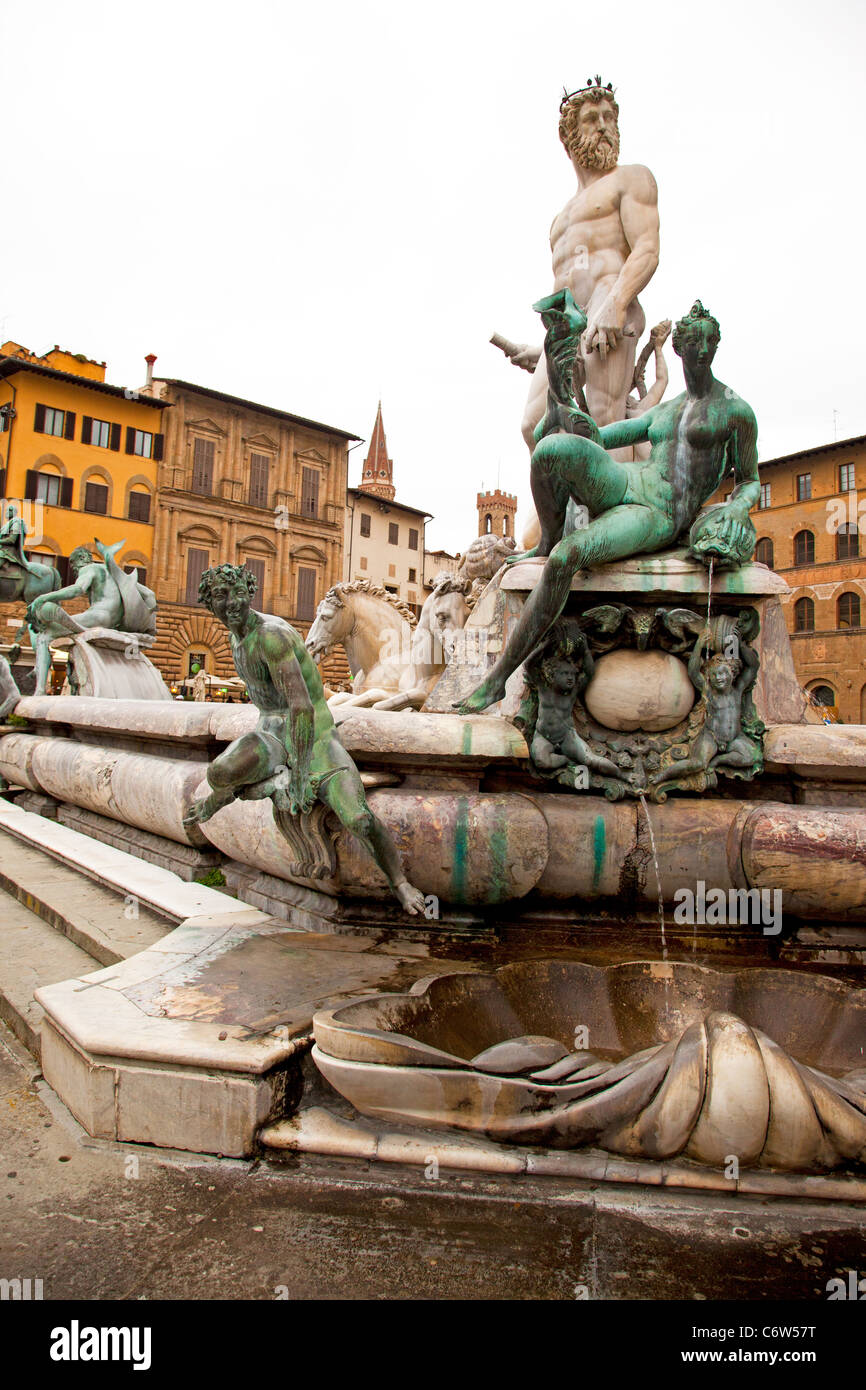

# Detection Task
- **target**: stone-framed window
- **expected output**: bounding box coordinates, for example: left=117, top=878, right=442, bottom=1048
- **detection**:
left=837, top=592, right=861, bottom=629
left=185, top=547, right=209, bottom=606
left=755, top=537, right=774, bottom=567
left=248, top=453, right=270, bottom=509
left=128, top=489, right=151, bottom=523
left=836, top=524, right=860, bottom=561
left=296, top=565, right=317, bottom=620
left=84, top=481, right=109, bottom=515
left=793, top=530, right=815, bottom=566
left=191, top=437, right=215, bottom=494
left=300, top=467, right=320, bottom=518
left=796, top=472, right=811, bottom=501
left=794, top=596, right=814, bottom=632
left=244, top=557, right=266, bottom=609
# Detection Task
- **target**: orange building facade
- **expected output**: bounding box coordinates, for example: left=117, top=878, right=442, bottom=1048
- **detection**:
left=141, top=371, right=359, bottom=688
left=708, top=433, right=866, bottom=722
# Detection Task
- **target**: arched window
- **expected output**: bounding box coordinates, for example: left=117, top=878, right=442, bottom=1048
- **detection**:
left=484, top=514, right=492, bottom=534
left=502, top=516, right=509, bottom=536
left=810, top=684, right=836, bottom=707
left=837, top=592, right=861, bottom=629
left=837, top=524, right=859, bottom=561
left=794, top=596, right=814, bottom=632
left=755, top=537, right=774, bottom=568
left=793, top=530, right=815, bottom=566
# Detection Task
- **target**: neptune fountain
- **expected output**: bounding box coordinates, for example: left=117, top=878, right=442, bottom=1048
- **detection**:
left=0, top=80, right=863, bottom=1221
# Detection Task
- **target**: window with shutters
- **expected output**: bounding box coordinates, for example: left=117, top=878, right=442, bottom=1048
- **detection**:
left=793, top=530, right=815, bottom=566
left=408, top=568, right=417, bottom=583
left=125, top=428, right=153, bottom=458
left=191, top=438, right=215, bottom=494
left=796, top=473, right=812, bottom=501
left=244, top=558, right=266, bottom=608
left=128, top=490, right=151, bottom=523
left=25, top=470, right=71, bottom=507
left=839, top=463, right=856, bottom=493
left=84, top=481, right=109, bottom=515
left=359, top=555, right=367, bottom=570
left=296, top=566, right=316, bottom=620
left=837, top=592, right=860, bottom=629
left=185, top=548, right=209, bottom=606
left=40, top=406, right=66, bottom=437
left=248, top=453, right=270, bottom=508
left=360, top=513, right=371, bottom=537
left=388, top=522, right=399, bottom=545
left=34, top=403, right=75, bottom=438
left=837, top=524, right=859, bottom=561
left=84, top=417, right=112, bottom=449
left=300, top=467, right=319, bottom=518
left=408, top=527, right=419, bottom=550
left=34, top=473, right=62, bottom=506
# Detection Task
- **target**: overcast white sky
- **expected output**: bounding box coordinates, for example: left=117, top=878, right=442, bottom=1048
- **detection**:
left=3, top=0, right=865, bottom=553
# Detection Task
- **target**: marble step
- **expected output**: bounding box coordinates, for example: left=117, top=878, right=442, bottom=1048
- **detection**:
left=0, top=888, right=99, bottom=1057
left=0, top=826, right=171, bottom=967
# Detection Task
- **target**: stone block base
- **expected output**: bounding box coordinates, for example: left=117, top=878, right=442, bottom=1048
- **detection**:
left=41, top=1018, right=293, bottom=1157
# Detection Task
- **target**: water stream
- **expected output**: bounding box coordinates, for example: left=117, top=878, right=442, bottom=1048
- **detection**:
left=705, top=555, right=715, bottom=658
left=637, top=792, right=667, bottom=962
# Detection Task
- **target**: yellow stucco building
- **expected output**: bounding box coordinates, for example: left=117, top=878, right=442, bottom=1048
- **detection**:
left=0, top=342, right=169, bottom=586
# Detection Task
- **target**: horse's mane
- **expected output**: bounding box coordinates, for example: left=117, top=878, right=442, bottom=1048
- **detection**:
left=325, top=579, right=417, bottom=626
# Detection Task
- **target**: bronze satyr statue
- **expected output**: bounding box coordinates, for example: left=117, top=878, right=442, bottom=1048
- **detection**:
left=183, top=563, right=426, bottom=915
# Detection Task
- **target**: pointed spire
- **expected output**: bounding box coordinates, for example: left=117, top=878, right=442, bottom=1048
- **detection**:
left=358, top=400, right=396, bottom=500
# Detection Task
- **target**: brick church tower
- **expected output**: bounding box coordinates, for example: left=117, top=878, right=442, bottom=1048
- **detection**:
left=358, top=401, right=396, bottom=501
left=477, top=487, right=517, bottom=539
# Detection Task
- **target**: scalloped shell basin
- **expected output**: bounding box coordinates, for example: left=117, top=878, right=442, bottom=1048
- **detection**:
left=312, top=961, right=866, bottom=1173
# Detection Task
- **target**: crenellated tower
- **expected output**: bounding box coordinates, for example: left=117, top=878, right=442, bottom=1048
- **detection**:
left=477, top=488, right=517, bottom=539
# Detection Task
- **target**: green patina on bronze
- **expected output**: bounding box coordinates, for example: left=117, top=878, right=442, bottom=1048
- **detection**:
left=452, top=796, right=470, bottom=902
left=461, top=722, right=473, bottom=757
left=182, top=563, right=426, bottom=917
left=591, top=815, right=606, bottom=893
left=488, top=809, right=509, bottom=903
left=458, top=300, right=761, bottom=714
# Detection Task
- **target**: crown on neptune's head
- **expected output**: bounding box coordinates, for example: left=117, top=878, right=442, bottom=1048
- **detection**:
left=560, top=77, right=616, bottom=112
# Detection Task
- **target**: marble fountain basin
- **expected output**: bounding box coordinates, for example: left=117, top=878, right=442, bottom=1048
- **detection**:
left=312, top=961, right=866, bottom=1173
